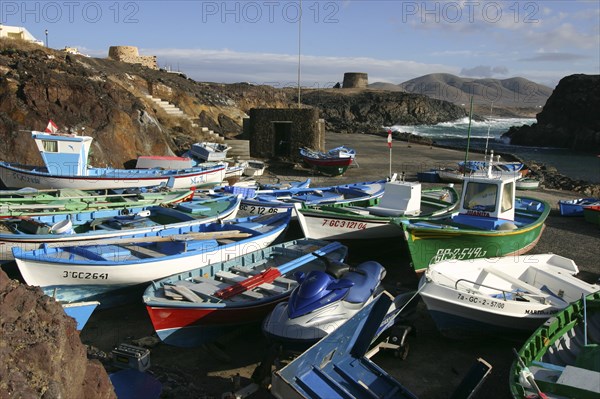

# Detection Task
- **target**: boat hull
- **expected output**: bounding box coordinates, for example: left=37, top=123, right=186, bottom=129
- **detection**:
left=403, top=222, right=547, bottom=272
left=297, top=210, right=402, bottom=240
left=583, top=205, right=600, bottom=225
left=0, top=162, right=226, bottom=190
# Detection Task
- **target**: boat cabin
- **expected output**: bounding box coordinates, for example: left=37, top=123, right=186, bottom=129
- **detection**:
left=457, top=171, right=517, bottom=222
left=32, top=131, right=93, bottom=176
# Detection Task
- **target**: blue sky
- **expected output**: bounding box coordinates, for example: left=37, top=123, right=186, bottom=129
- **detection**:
left=2, top=1, right=599, bottom=88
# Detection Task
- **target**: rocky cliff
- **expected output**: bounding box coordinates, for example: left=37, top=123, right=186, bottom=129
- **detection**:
left=0, top=270, right=115, bottom=398
left=299, top=89, right=466, bottom=133
left=501, top=74, right=600, bottom=152
left=1, top=39, right=467, bottom=168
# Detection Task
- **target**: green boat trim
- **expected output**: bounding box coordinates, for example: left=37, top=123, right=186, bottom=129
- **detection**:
left=509, top=292, right=600, bottom=399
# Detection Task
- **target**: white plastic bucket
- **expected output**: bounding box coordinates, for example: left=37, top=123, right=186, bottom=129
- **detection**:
left=50, top=219, right=74, bottom=235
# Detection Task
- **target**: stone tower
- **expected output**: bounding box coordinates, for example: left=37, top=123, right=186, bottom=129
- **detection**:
left=342, top=72, right=368, bottom=89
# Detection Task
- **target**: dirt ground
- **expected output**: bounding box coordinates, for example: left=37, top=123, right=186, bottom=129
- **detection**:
left=76, top=133, right=600, bottom=399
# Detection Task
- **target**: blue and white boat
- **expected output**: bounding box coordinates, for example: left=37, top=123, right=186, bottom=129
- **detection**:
left=0, top=130, right=226, bottom=190
left=13, top=211, right=291, bottom=306
left=0, top=194, right=241, bottom=261
left=270, top=294, right=418, bottom=399
left=238, top=178, right=392, bottom=218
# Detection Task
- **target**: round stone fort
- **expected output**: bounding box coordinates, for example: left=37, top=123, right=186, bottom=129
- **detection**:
left=108, top=46, right=140, bottom=60
left=342, top=72, right=368, bottom=89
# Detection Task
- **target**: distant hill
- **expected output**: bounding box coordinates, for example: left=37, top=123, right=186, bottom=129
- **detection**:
left=369, top=73, right=553, bottom=117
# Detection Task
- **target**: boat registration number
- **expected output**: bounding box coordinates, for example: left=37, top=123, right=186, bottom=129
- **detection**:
left=456, top=293, right=505, bottom=309
left=239, top=204, right=279, bottom=215
left=62, top=271, right=109, bottom=280
left=432, top=247, right=487, bottom=263
left=321, top=219, right=367, bottom=230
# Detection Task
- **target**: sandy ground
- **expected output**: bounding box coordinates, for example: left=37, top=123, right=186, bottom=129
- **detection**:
left=76, top=132, right=600, bottom=399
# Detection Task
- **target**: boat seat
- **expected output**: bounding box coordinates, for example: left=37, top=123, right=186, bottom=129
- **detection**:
left=344, top=261, right=385, bottom=304
left=176, top=202, right=212, bottom=215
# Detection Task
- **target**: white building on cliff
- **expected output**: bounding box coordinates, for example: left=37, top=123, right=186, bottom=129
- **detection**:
left=0, top=25, right=44, bottom=45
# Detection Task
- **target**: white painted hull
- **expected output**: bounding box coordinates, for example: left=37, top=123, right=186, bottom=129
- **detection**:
left=0, top=203, right=240, bottom=261
left=15, top=230, right=282, bottom=291
left=0, top=163, right=226, bottom=190
left=296, top=210, right=402, bottom=240
left=239, top=202, right=296, bottom=218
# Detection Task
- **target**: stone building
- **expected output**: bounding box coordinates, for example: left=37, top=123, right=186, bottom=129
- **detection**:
left=245, top=108, right=324, bottom=160
left=108, top=46, right=158, bottom=69
left=343, top=72, right=368, bottom=89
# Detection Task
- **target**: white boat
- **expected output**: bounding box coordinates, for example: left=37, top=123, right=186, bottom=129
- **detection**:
left=516, top=177, right=540, bottom=190
left=190, top=142, right=232, bottom=162
left=242, top=160, right=266, bottom=177
left=419, top=254, right=600, bottom=337
left=0, top=131, right=226, bottom=190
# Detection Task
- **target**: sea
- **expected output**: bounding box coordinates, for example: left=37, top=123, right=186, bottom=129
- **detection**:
left=390, top=117, right=600, bottom=184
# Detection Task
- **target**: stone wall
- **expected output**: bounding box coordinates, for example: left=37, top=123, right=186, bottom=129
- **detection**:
left=247, top=108, right=323, bottom=160
left=343, top=72, right=368, bottom=89
left=108, top=46, right=157, bottom=70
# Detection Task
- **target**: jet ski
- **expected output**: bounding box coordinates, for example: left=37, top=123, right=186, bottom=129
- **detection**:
left=262, top=259, right=414, bottom=350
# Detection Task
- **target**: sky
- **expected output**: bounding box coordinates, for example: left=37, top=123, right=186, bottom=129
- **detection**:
left=2, top=1, right=599, bottom=89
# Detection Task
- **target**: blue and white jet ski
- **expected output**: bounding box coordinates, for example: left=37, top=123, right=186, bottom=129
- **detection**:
left=262, top=259, right=414, bottom=349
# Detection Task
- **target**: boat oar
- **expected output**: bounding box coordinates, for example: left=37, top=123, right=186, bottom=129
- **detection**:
left=213, top=241, right=345, bottom=300
left=43, top=230, right=251, bottom=248
left=512, top=348, right=548, bottom=399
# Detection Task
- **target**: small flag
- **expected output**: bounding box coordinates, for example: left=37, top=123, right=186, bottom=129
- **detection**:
left=44, top=120, right=59, bottom=134
left=387, top=129, right=392, bottom=149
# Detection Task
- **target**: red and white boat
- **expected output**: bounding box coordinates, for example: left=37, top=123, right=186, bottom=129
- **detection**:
left=142, top=239, right=348, bottom=347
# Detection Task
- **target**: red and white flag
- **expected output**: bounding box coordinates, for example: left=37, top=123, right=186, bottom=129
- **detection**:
left=44, top=120, right=59, bottom=133
left=387, top=129, right=392, bottom=148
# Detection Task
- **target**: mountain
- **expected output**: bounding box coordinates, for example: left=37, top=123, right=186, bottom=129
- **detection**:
left=369, top=73, right=554, bottom=117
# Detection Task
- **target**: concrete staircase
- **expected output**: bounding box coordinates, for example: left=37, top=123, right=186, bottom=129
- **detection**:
left=144, top=94, right=221, bottom=141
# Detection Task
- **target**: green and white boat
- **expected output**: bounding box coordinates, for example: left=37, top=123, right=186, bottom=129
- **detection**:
left=398, top=169, right=550, bottom=272
left=510, top=292, right=600, bottom=399
left=0, top=188, right=194, bottom=218
left=295, top=180, right=459, bottom=240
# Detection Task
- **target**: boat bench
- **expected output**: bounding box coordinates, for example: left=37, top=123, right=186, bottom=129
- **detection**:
left=69, top=245, right=132, bottom=262
left=482, top=267, right=563, bottom=305
left=174, top=279, right=264, bottom=301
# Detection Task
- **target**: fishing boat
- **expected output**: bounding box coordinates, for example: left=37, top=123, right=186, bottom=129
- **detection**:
left=238, top=178, right=390, bottom=218
left=143, top=239, right=348, bottom=347
left=62, top=300, right=100, bottom=330
left=583, top=204, right=600, bottom=225
left=189, top=142, right=232, bottom=162
left=558, top=198, right=600, bottom=216
left=419, top=254, right=599, bottom=338
left=0, top=130, right=226, bottom=190
left=0, top=194, right=241, bottom=261
left=242, top=160, right=266, bottom=177
left=509, top=292, right=600, bottom=399
left=12, top=211, right=291, bottom=306
left=398, top=168, right=551, bottom=272
left=299, top=146, right=355, bottom=176
left=295, top=180, right=459, bottom=240
left=0, top=187, right=194, bottom=218
left=516, top=177, right=540, bottom=190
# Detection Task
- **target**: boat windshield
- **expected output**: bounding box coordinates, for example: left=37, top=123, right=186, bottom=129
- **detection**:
left=463, top=182, right=498, bottom=212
